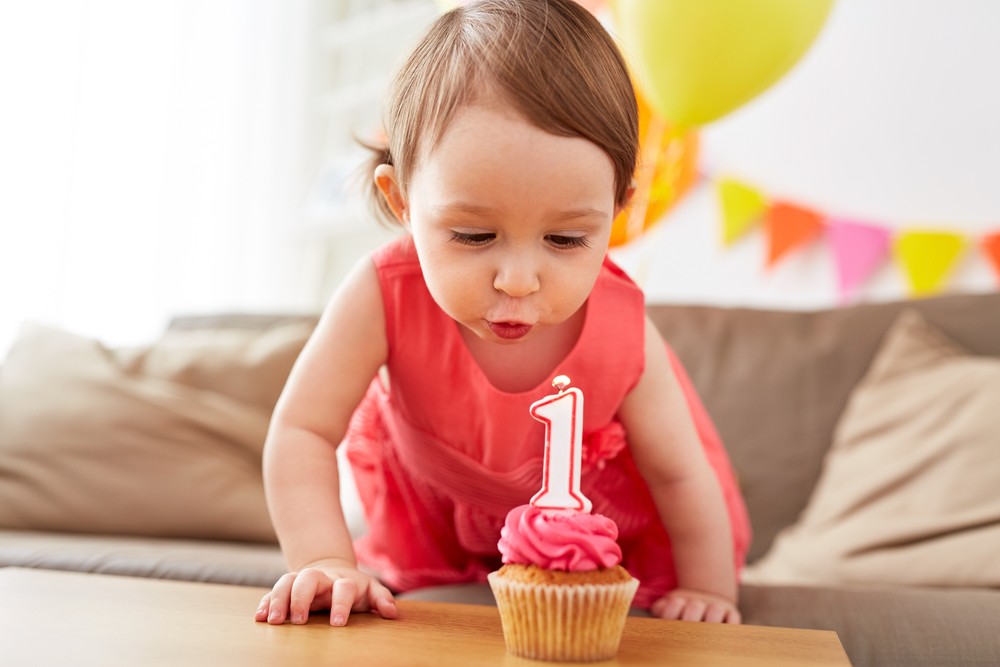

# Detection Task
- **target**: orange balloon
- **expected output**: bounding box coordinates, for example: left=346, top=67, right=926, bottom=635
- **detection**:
left=610, top=89, right=699, bottom=247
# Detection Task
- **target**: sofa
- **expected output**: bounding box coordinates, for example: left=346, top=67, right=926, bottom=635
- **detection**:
left=2, top=292, right=998, bottom=666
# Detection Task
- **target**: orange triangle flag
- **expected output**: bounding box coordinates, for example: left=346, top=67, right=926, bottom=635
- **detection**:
left=983, top=232, right=1000, bottom=284
left=764, top=201, right=826, bottom=267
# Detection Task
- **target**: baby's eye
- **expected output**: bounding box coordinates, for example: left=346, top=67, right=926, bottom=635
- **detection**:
left=450, top=231, right=496, bottom=246
left=546, top=234, right=591, bottom=249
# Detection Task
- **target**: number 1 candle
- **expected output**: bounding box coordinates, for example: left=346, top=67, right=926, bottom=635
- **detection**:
left=529, top=375, right=593, bottom=513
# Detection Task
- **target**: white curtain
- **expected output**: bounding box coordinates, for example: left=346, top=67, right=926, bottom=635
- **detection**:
left=0, top=0, right=324, bottom=355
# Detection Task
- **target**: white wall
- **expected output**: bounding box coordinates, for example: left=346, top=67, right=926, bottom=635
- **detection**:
left=3, top=0, right=996, bottom=362
left=610, top=0, right=1000, bottom=309
left=0, top=0, right=436, bottom=357
left=0, top=1, right=331, bottom=355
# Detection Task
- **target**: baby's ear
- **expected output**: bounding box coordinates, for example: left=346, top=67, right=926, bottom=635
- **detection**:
left=625, top=179, right=637, bottom=204
left=374, top=164, right=408, bottom=226
left=614, top=179, right=638, bottom=218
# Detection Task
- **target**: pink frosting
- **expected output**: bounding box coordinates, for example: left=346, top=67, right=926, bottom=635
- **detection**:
left=498, top=504, right=622, bottom=571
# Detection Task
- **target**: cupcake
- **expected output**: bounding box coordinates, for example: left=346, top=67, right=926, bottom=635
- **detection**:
left=488, top=503, right=639, bottom=662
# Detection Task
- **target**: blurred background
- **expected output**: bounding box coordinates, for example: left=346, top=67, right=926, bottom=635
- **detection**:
left=2, top=0, right=998, bottom=357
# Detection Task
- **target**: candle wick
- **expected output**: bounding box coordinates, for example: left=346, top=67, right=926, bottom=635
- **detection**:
left=552, top=374, right=571, bottom=393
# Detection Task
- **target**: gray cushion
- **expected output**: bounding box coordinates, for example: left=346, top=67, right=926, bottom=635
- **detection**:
left=0, top=530, right=285, bottom=587
left=741, top=582, right=1000, bottom=667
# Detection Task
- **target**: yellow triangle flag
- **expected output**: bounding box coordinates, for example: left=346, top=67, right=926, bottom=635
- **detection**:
left=717, top=178, right=766, bottom=245
left=894, top=230, right=966, bottom=296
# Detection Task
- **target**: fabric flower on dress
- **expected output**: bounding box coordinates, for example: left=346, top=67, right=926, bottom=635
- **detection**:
left=582, top=420, right=628, bottom=471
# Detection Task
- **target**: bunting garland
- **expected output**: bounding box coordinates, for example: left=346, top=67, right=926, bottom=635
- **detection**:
left=718, top=178, right=767, bottom=245
left=715, top=178, right=1000, bottom=302
left=983, top=232, right=1000, bottom=278
left=827, top=220, right=891, bottom=302
left=764, top=202, right=825, bottom=268
left=894, top=231, right=966, bottom=296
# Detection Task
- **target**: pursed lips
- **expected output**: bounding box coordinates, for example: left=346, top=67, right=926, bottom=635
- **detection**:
left=486, top=320, right=533, bottom=340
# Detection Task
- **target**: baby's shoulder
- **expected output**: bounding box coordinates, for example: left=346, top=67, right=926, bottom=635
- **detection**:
left=371, top=234, right=418, bottom=270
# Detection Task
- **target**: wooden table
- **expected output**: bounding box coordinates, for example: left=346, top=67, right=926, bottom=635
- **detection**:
left=0, top=568, right=850, bottom=666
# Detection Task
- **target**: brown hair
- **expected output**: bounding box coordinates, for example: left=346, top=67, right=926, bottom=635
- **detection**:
left=365, top=0, right=638, bottom=226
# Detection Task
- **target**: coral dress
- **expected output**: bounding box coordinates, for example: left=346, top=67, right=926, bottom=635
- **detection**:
left=344, top=237, right=750, bottom=608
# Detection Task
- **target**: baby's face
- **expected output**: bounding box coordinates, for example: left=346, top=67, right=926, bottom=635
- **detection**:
left=403, top=103, right=617, bottom=346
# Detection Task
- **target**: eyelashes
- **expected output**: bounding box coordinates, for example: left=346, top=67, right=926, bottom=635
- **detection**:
left=449, top=231, right=495, bottom=246
left=448, top=231, right=591, bottom=250
left=546, top=234, right=591, bottom=249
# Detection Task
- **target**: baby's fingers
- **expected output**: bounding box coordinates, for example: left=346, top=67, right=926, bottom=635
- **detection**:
left=368, top=580, right=398, bottom=620
left=262, top=572, right=297, bottom=624
left=721, top=605, right=742, bottom=625
left=330, top=577, right=358, bottom=626
left=650, top=594, right=685, bottom=620
left=698, top=601, right=741, bottom=624
left=288, top=569, right=332, bottom=625
left=679, top=598, right=708, bottom=622
left=650, top=591, right=742, bottom=625
left=704, top=603, right=728, bottom=624
left=254, top=592, right=272, bottom=623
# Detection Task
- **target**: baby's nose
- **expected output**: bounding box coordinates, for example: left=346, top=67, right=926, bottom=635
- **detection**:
left=494, top=256, right=540, bottom=297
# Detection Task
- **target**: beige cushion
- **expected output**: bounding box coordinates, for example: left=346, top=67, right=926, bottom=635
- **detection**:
left=743, top=309, right=1000, bottom=587
left=112, top=324, right=309, bottom=413
left=0, top=321, right=311, bottom=542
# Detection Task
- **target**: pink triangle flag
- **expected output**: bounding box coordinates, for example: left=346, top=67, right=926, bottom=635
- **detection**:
left=828, top=219, right=892, bottom=304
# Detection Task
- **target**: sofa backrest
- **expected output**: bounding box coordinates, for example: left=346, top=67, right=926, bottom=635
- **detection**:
left=170, top=291, right=1000, bottom=562
left=648, top=291, right=1000, bottom=561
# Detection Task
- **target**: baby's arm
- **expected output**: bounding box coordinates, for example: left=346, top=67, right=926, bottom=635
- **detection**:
left=255, top=256, right=396, bottom=626
left=617, top=317, right=740, bottom=623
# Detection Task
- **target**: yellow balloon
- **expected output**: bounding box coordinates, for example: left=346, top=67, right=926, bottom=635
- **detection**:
left=612, top=0, right=835, bottom=129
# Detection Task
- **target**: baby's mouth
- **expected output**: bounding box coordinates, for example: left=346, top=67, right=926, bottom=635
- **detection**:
left=487, top=321, right=533, bottom=340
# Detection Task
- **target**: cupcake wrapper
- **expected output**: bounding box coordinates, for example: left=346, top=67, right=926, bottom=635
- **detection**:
left=487, top=572, right=639, bottom=662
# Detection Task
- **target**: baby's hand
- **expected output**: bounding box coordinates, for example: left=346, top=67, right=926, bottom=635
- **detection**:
left=650, top=588, right=741, bottom=624
left=254, top=558, right=398, bottom=626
